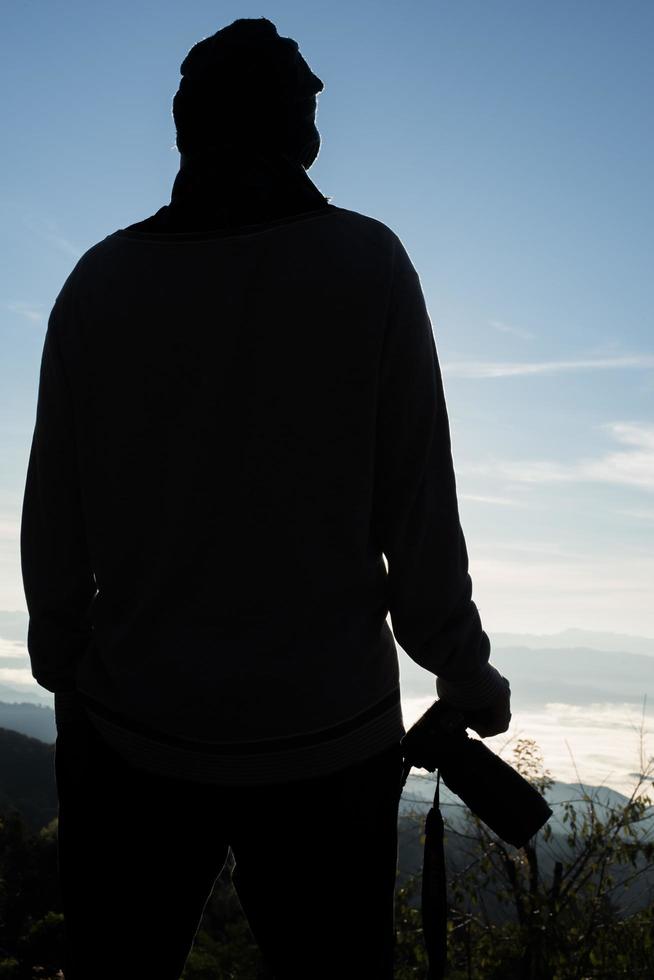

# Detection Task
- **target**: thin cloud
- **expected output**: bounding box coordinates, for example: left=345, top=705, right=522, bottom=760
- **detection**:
left=488, top=318, right=535, bottom=340
left=580, top=422, right=654, bottom=491
left=22, top=213, right=83, bottom=260
left=459, top=493, right=529, bottom=507
left=605, top=422, right=654, bottom=450
left=471, top=552, right=654, bottom=638
left=475, top=538, right=584, bottom=558
left=0, top=519, right=19, bottom=542
left=0, top=632, right=27, bottom=654
left=459, top=422, right=654, bottom=493
left=43, top=232, right=83, bottom=260
left=443, top=354, right=654, bottom=379
left=616, top=508, right=654, bottom=522
left=6, top=302, right=45, bottom=323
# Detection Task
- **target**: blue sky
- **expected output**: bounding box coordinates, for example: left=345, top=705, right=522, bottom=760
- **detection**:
left=2, top=0, right=653, bottom=638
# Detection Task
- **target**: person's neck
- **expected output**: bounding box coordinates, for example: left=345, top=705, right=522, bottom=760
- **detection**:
left=166, top=143, right=329, bottom=232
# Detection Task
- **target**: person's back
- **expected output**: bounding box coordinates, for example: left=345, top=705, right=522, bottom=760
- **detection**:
left=42, top=202, right=413, bottom=781
left=20, top=16, right=510, bottom=979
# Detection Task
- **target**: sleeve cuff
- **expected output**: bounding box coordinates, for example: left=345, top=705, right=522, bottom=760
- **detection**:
left=436, top=663, right=509, bottom=711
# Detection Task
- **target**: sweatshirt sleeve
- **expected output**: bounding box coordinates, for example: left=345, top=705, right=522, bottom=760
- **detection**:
left=20, top=271, right=97, bottom=696
left=375, top=235, right=507, bottom=712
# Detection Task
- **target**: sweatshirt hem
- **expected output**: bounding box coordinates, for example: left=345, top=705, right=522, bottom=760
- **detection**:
left=77, top=687, right=406, bottom=786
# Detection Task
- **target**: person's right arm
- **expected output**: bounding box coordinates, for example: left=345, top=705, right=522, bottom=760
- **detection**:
left=374, top=233, right=510, bottom=735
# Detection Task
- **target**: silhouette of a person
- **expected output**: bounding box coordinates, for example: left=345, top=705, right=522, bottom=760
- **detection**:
left=21, top=16, right=510, bottom=979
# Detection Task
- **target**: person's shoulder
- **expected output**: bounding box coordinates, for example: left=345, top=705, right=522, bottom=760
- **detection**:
left=55, top=231, right=135, bottom=299
left=326, top=206, right=418, bottom=277
left=325, top=205, right=402, bottom=251
left=67, top=231, right=126, bottom=274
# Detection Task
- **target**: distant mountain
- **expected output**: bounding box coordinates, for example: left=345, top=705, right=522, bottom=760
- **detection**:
left=0, top=678, right=53, bottom=709
left=0, top=727, right=57, bottom=833
left=397, top=638, right=652, bottom=708
left=0, top=700, right=56, bottom=743
left=480, top=645, right=652, bottom=709
left=398, top=770, right=654, bottom=916
left=489, top=628, right=654, bottom=657
left=402, top=771, right=653, bottom=832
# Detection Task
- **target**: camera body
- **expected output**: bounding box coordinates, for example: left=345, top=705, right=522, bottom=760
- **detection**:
left=400, top=698, right=553, bottom=847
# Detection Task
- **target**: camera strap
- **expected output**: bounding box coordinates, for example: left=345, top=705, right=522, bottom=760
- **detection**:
left=422, top=769, right=448, bottom=979
left=398, top=758, right=448, bottom=978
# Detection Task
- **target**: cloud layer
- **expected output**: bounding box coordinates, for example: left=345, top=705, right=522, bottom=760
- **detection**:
left=459, top=421, right=654, bottom=492
left=443, top=355, right=654, bottom=379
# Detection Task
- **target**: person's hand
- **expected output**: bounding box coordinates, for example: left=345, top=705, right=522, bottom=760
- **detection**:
left=461, top=676, right=512, bottom=738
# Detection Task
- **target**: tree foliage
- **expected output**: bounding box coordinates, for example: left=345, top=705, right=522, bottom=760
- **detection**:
left=395, top=713, right=654, bottom=979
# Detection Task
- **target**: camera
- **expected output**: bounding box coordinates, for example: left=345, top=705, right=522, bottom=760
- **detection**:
left=400, top=698, right=553, bottom=847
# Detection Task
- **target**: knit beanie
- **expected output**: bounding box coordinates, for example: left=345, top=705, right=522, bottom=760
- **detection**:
left=172, top=17, right=324, bottom=168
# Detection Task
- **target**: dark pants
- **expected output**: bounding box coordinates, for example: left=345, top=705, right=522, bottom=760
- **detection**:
left=54, top=704, right=405, bottom=979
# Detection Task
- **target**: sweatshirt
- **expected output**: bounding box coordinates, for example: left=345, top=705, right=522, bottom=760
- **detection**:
left=20, top=202, right=507, bottom=785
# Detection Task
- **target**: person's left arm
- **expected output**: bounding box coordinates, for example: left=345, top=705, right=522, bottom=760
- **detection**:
left=20, top=272, right=97, bottom=718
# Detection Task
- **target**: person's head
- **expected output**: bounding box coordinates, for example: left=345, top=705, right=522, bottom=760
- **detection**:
left=171, top=17, right=324, bottom=170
